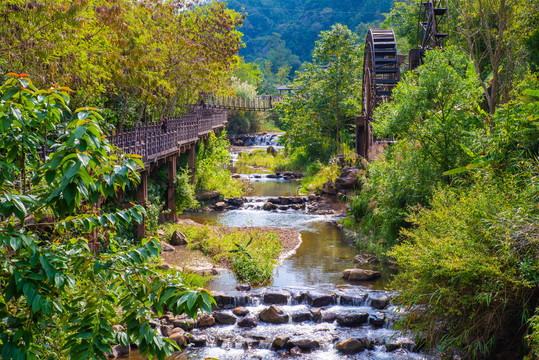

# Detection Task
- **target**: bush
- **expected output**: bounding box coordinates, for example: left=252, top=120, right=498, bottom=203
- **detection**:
left=349, top=141, right=439, bottom=247
left=195, top=130, right=245, bottom=197
left=175, top=169, right=198, bottom=213
left=390, top=175, right=539, bottom=358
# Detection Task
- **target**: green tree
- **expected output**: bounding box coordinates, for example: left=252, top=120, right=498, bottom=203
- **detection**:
left=0, top=75, right=214, bottom=360
left=277, top=24, right=362, bottom=162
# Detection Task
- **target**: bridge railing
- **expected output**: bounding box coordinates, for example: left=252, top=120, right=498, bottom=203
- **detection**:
left=205, top=95, right=284, bottom=111
left=109, top=109, right=227, bottom=164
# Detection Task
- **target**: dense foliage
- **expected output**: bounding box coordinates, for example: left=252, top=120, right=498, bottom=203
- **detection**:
left=0, top=76, right=214, bottom=359
left=0, top=0, right=244, bottom=127
left=195, top=130, right=245, bottom=197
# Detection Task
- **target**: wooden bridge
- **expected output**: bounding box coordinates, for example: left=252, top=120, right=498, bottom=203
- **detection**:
left=204, top=95, right=284, bottom=111
left=109, top=108, right=228, bottom=239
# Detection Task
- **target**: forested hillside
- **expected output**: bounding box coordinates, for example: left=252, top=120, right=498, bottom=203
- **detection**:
left=227, top=0, right=393, bottom=70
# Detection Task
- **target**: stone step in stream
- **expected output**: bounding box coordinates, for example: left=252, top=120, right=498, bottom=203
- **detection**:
left=155, top=287, right=433, bottom=360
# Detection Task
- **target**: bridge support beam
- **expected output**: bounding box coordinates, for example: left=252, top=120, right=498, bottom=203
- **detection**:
left=167, top=155, right=177, bottom=221
left=137, top=170, right=148, bottom=241
left=188, top=145, right=196, bottom=184
left=356, top=116, right=370, bottom=159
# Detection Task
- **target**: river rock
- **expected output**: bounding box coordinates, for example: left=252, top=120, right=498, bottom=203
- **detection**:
left=259, top=305, right=289, bottom=324
left=385, top=338, right=415, bottom=352
left=169, top=230, right=187, bottom=245
left=336, top=338, right=365, bottom=354
left=267, top=174, right=280, bottom=178
left=110, top=344, right=130, bottom=357
left=292, top=312, right=311, bottom=323
left=272, top=335, right=290, bottom=349
left=227, top=197, right=245, bottom=207
left=172, top=316, right=195, bottom=330
left=267, top=146, right=277, bottom=156
left=231, top=173, right=241, bottom=179
left=160, top=325, right=173, bottom=337
left=334, top=167, right=362, bottom=190
left=340, top=294, right=367, bottom=306
left=288, top=339, right=320, bottom=352
left=189, top=335, right=207, bottom=347
left=236, top=282, right=251, bottom=291
left=237, top=315, right=258, bottom=328
left=370, top=294, right=391, bottom=309
left=169, top=327, right=185, bottom=336
left=264, top=292, right=289, bottom=305
left=310, top=308, right=321, bottom=322
left=307, top=293, right=334, bottom=307
left=233, top=306, right=249, bottom=316
left=342, top=268, right=381, bottom=281
left=197, top=191, right=221, bottom=201
left=212, top=202, right=227, bottom=211
left=322, top=312, right=337, bottom=323
left=336, top=313, right=369, bottom=327
left=213, top=292, right=249, bottom=308
left=353, top=254, right=379, bottom=265
left=161, top=242, right=174, bottom=252
left=263, top=202, right=278, bottom=211
left=196, top=313, right=215, bottom=328
left=290, top=346, right=302, bottom=356
left=308, top=193, right=317, bottom=201
left=369, top=312, right=386, bottom=327
left=213, top=311, right=237, bottom=325
left=169, top=332, right=188, bottom=347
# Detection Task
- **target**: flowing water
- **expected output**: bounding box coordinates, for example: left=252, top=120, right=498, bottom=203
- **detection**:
left=125, top=138, right=433, bottom=360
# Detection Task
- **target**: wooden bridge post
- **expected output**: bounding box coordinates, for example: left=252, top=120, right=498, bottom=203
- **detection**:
left=136, top=170, right=148, bottom=240
left=167, top=155, right=177, bottom=220
left=188, top=145, right=196, bottom=184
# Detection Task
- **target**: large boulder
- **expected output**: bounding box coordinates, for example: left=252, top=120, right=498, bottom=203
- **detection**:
left=336, top=338, right=365, bottom=354
left=292, top=312, right=311, bottom=323
left=259, top=305, right=289, bottom=324
left=342, top=269, right=381, bottom=281
left=169, top=332, right=188, bottom=348
left=169, top=230, right=187, bottom=246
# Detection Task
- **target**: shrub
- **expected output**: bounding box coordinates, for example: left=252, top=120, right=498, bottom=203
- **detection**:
left=174, top=169, right=198, bottom=213
left=195, top=130, right=245, bottom=197
left=390, top=175, right=539, bottom=358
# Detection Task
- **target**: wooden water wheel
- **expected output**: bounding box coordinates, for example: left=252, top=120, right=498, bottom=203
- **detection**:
left=409, top=0, right=448, bottom=70
left=356, top=29, right=400, bottom=158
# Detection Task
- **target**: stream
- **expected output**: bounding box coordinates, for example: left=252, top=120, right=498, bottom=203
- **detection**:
left=125, top=136, right=434, bottom=360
